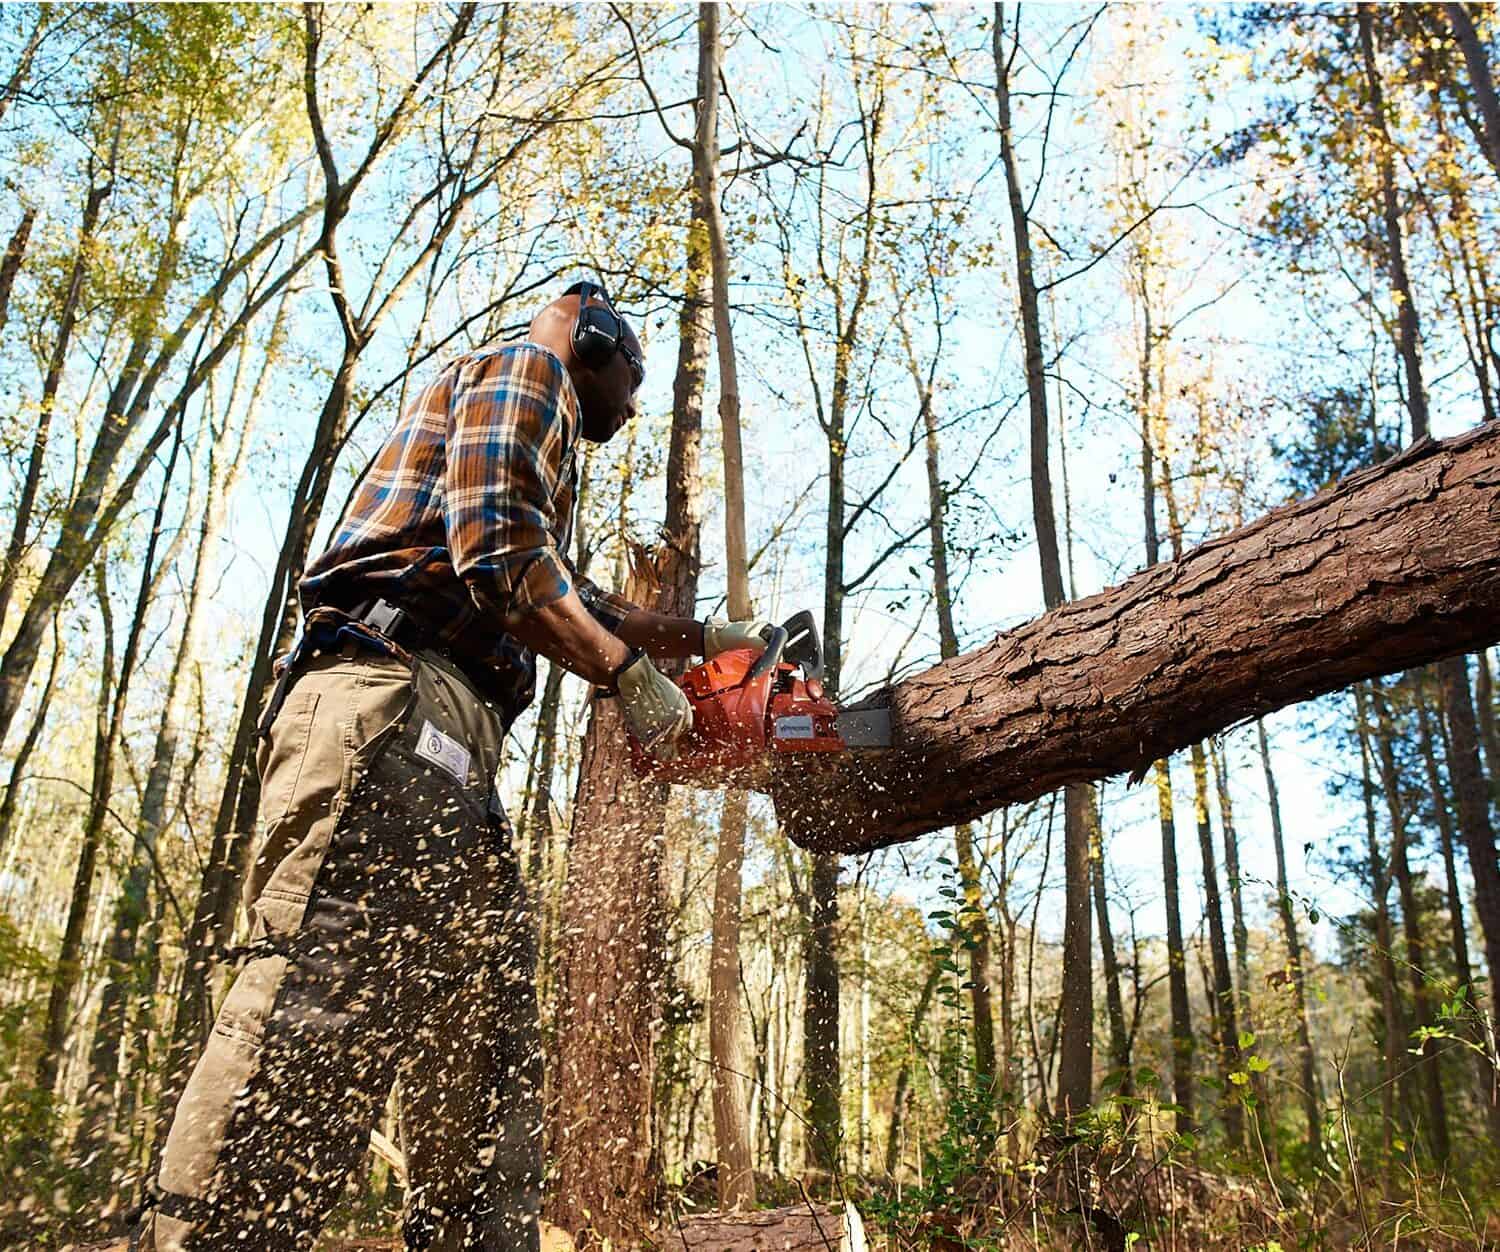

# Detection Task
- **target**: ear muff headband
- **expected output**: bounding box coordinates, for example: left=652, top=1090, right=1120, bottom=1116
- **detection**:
left=569, top=280, right=623, bottom=370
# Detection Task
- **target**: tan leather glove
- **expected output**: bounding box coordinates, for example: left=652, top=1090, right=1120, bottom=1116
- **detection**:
left=703, top=618, right=773, bottom=659
left=616, top=651, right=694, bottom=759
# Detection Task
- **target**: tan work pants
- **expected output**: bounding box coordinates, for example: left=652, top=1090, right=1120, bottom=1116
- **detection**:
left=135, top=647, right=540, bottom=1251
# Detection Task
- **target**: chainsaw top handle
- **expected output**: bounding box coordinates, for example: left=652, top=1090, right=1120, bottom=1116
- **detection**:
left=746, top=625, right=789, bottom=683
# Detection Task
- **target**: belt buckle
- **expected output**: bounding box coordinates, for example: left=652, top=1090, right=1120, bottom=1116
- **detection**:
left=363, top=599, right=406, bottom=636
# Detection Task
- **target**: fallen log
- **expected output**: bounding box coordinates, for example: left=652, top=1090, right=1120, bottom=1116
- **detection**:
left=773, top=422, right=1500, bottom=851
left=659, top=1201, right=866, bottom=1251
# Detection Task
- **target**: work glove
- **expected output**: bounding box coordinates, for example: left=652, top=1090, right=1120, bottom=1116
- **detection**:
left=703, top=618, right=773, bottom=659
left=616, top=650, right=694, bottom=759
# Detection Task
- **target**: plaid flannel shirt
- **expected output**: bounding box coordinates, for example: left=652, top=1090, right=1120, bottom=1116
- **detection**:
left=299, top=343, right=637, bottom=721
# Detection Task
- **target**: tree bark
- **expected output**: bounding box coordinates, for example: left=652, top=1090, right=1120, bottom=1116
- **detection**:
left=774, top=422, right=1500, bottom=852
left=547, top=632, right=670, bottom=1246
left=803, top=850, right=841, bottom=1174
left=1256, top=719, right=1322, bottom=1160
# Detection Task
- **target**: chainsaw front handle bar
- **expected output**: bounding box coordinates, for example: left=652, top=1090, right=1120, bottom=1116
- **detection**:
left=746, top=626, right=789, bottom=684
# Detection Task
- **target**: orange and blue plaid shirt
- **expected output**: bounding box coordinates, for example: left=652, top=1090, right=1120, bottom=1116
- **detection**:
left=299, top=342, right=636, bottom=719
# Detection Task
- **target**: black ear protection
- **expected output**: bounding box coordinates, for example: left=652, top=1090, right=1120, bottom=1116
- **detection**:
left=564, top=280, right=623, bottom=369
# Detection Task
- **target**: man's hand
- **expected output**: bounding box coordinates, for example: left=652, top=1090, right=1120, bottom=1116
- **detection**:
left=704, top=619, right=773, bottom=659
left=616, top=652, right=694, bottom=759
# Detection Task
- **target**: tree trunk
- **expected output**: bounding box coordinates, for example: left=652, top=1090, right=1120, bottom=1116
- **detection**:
left=708, top=789, right=755, bottom=1208
left=1091, top=817, right=1131, bottom=1098
left=885, top=960, right=940, bottom=1175
left=0, top=173, right=111, bottom=633
left=1476, top=646, right=1499, bottom=797
left=520, top=662, right=566, bottom=888
left=1359, top=4, right=1429, bottom=442
left=547, top=636, right=671, bottom=1246
left=694, top=3, right=755, bottom=1208
left=1445, top=2, right=1500, bottom=179
left=34, top=560, right=116, bottom=1103
left=994, top=0, right=1090, bottom=1117
left=1438, top=654, right=1500, bottom=1113
left=1190, top=741, right=1243, bottom=1148
left=1356, top=699, right=1407, bottom=1186
left=771, top=421, right=1500, bottom=852
left=1156, top=759, right=1195, bottom=1132
left=1211, top=741, right=1274, bottom=1159
left=1420, top=669, right=1500, bottom=1138
left=0, top=6, right=48, bottom=128
left=1256, top=719, right=1322, bottom=1160
left=0, top=205, right=35, bottom=336
left=0, top=616, right=60, bottom=855
left=1369, top=682, right=1452, bottom=1161
left=803, top=850, right=841, bottom=1174
left=1132, top=256, right=1196, bottom=1138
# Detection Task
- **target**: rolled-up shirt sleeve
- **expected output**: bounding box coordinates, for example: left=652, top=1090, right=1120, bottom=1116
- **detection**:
left=445, top=346, right=577, bottom=622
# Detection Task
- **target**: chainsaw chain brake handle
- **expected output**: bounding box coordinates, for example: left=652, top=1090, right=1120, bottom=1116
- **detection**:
left=775, top=610, right=824, bottom=681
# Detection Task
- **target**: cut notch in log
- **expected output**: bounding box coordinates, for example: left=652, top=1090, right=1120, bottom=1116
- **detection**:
left=773, top=421, right=1500, bottom=851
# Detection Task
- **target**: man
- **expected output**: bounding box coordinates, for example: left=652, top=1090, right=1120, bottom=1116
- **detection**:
left=135, top=283, right=769, bottom=1250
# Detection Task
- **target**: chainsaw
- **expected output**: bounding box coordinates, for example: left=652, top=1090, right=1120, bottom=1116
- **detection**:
left=627, top=610, right=890, bottom=787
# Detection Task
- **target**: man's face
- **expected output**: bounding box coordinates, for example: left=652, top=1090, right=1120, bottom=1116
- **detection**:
left=576, top=322, right=644, bottom=442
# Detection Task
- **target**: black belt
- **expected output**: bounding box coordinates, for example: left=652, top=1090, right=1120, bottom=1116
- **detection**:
left=342, top=598, right=514, bottom=718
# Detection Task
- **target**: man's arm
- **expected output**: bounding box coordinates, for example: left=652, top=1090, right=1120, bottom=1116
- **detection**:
left=616, top=609, right=705, bottom=659
left=503, top=591, right=631, bottom=687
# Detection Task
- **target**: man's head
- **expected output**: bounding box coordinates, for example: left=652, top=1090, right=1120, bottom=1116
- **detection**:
left=529, top=282, right=644, bottom=442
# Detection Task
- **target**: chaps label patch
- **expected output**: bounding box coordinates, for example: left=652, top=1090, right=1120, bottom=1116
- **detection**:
left=416, top=719, right=472, bottom=784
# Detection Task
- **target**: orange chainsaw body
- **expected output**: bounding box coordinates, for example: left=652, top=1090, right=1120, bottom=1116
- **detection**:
left=628, top=613, right=842, bottom=786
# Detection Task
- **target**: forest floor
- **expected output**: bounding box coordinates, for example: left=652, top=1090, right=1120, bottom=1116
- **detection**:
left=57, top=1156, right=1500, bottom=1251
